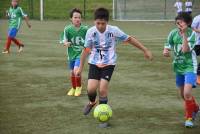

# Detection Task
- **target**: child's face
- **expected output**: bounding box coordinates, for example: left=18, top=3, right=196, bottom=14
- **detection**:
left=95, top=19, right=108, bottom=33
left=11, top=0, right=18, bottom=7
left=71, top=12, right=81, bottom=27
left=176, top=19, right=188, bottom=30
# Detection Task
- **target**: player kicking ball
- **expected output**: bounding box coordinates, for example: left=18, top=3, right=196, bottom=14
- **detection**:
left=75, top=8, right=153, bottom=116
left=163, top=12, right=199, bottom=128
left=60, top=8, right=88, bottom=96
left=2, top=0, right=31, bottom=54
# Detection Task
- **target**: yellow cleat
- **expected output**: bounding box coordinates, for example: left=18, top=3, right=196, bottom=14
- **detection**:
left=74, top=87, right=82, bottom=97
left=67, top=88, right=75, bottom=96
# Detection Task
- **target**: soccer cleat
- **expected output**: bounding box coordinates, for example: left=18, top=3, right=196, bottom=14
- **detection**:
left=74, top=87, right=82, bottom=97
left=185, top=118, right=194, bottom=128
left=83, top=102, right=96, bottom=115
left=18, top=44, right=24, bottom=53
left=67, top=88, right=75, bottom=96
left=2, top=49, right=9, bottom=54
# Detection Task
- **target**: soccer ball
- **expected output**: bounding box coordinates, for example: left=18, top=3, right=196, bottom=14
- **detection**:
left=93, top=104, right=112, bottom=122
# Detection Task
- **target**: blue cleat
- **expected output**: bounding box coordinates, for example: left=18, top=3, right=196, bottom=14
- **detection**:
left=185, top=118, right=194, bottom=128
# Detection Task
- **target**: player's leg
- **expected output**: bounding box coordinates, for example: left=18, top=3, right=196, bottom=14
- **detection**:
left=183, top=73, right=199, bottom=128
left=9, top=28, right=24, bottom=53
left=2, top=28, right=13, bottom=53
left=67, top=61, right=76, bottom=96
left=99, top=65, right=115, bottom=104
left=83, top=64, right=100, bottom=115
left=194, top=45, right=200, bottom=84
left=74, top=59, right=82, bottom=96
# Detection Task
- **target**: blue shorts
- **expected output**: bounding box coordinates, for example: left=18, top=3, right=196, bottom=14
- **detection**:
left=8, top=28, right=18, bottom=38
left=68, top=59, right=80, bottom=70
left=176, top=72, right=197, bottom=88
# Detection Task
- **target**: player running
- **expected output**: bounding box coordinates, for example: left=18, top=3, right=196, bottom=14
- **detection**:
left=174, top=0, right=183, bottom=15
left=60, top=8, right=88, bottom=97
left=2, top=0, right=31, bottom=54
left=75, top=8, right=153, bottom=116
left=192, top=14, right=200, bottom=84
left=163, top=12, right=199, bottom=128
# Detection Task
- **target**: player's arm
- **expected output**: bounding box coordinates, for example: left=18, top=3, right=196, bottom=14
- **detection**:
left=76, top=48, right=90, bottom=76
left=24, top=16, right=31, bottom=28
left=20, top=7, right=31, bottom=28
left=163, top=31, right=173, bottom=57
left=192, top=28, right=200, bottom=33
left=179, top=23, right=192, bottom=53
left=126, top=36, right=153, bottom=60
left=63, top=27, right=71, bottom=47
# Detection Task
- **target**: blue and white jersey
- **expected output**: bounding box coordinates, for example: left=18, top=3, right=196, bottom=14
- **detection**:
left=192, top=15, right=200, bottom=45
left=84, top=25, right=129, bottom=65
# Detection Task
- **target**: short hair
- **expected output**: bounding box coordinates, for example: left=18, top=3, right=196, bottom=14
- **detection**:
left=94, top=8, right=109, bottom=21
left=69, top=8, right=82, bottom=18
left=175, top=12, right=192, bottom=26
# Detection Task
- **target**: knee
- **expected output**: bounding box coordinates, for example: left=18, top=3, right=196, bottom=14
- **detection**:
left=184, top=92, right=192, bottom=100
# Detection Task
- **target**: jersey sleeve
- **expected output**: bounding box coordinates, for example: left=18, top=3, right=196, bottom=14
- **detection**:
left=59, top=31, right=65, bottom=44
left=191, top=17, right=199, bottom=29
left=84, top=29, right=93, bottom=48
left=19, top=7, right=27, bottom=17
left=165, top=31, right=174, bottom=49
left=114, top=26, right=129, bottom=42
left=63, top=27, right=68, bottom=42
left=187, top=31, right=196, bottom=51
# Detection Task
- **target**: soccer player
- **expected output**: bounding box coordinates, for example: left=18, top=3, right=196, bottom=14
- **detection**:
left=75, top=8, right=153, bottom=116
left=60, top=8, right=88, bottom=97
left=192, top=14, right=200, bottom=84
left=163, top=12, right=199, bottom=128
left=174, top=0, right=183, bottom=15
left=185, top=0, right=192, bottom=15
left=2, top=0, right=31, bottom=54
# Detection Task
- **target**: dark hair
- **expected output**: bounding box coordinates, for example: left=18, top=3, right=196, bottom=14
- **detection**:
left=70, top=8, right=82, bottom=18
left=175, top=12, right=192, bottom=26
left=94, top=8, right=109, bottom=21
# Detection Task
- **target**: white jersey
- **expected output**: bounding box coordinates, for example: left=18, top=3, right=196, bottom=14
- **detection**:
left=84, top=25, right=129, bottom=66
left=185, top=2, right=192, bottom=12
left=174, top=2, right=183, bottom=13
left=192, top=15, right=200, bottom=45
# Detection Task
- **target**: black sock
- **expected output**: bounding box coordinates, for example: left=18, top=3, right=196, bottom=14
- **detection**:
left=87, top=90, right=97, bottom=103
left=99, top=96, right=108, bottom=104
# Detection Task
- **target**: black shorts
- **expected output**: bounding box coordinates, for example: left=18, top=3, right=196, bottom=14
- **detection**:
left=194, top=45, right=200, bottom=56
left=88, top=64, right=115, bottom=82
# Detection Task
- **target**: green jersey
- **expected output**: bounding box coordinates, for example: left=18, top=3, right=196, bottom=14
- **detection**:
left=60, top=24, right=88, bottom=61
left=7, top=6, right=27, bottom=29
left=165, top=28, right=197, bottom=74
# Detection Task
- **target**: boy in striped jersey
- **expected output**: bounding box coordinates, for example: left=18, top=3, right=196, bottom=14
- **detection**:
left=76, top=8, right=153, bottom=115
left=192, top=14, right=200, bottom=84
left=2, top=0, right=31, bottom=54
left=163, top=12, right=199, bottom=128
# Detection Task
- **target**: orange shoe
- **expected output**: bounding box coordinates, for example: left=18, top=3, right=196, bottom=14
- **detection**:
left=197, top=75, right=200, bottom=85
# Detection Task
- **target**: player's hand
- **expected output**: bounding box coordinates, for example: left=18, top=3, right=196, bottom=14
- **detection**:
left=163, top=48, right=170, bottom=57
left=144, top=49, right=153, bottom=60
left=27, top=24, right=31, bottom=28
left=64, top=41, right=71, bottom=47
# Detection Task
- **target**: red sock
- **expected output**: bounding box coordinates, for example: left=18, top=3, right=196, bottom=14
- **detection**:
left=71, top=76, right=76, bottom=89
left=191, top=96, right=199, bottom=112
left=11, top=38, right=21, bottom=46
left=5, top=37, right=12, bottom=50
left=75, top=76, right=81, bottom=87
left=185, top=97, right=197, bottom=119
